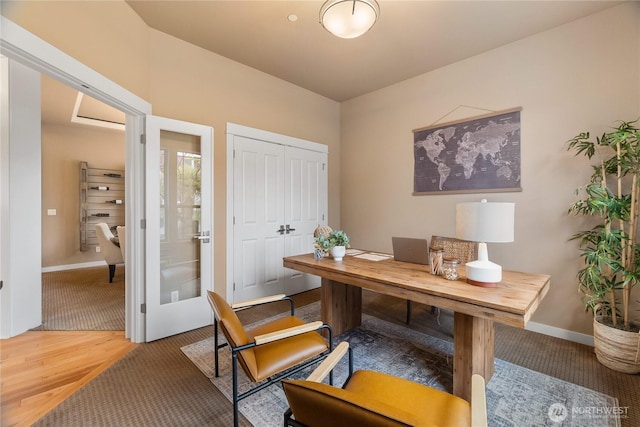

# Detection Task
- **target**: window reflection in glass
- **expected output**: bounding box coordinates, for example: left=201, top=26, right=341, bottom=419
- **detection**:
left=159, top=131, right=202, bottom=305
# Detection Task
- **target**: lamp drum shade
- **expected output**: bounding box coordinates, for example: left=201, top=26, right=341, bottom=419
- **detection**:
left=456, top=201, right=515, bottom=243
left=455, top=199, right=515, bottom=286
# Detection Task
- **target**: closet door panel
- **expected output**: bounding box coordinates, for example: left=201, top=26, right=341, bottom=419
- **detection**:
left=284, top=146, right=327, bottom=295
left=233, top=136, right=285, bottom=301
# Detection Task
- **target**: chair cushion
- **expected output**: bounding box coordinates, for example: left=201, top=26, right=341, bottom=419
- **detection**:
left=283, top=370, right=471, bottom=427
left=345, top=370, right=471, bottom=426
left=247, top=316, right=329, bottom=381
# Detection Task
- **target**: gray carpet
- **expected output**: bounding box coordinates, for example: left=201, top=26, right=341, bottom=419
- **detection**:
left=34, top=266, right=125, bottom=331
left=183, top=302, right=621, bottom=427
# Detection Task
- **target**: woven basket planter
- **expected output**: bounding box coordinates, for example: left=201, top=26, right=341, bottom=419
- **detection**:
left=593, top=316, right=640, bottom=374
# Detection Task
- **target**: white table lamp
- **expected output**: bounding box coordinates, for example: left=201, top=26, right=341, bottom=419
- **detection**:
left=456, top=199, right=515, bottom=287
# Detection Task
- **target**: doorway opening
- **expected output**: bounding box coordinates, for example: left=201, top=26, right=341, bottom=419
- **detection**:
left=37, top=74, right=127, bottom=331
left=1, top=16, right=150, bottom=342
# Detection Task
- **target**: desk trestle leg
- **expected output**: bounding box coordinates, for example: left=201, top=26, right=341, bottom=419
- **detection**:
left=320, top=278, right=362, bottom=336
left=453, top=312, right=495, bottom=402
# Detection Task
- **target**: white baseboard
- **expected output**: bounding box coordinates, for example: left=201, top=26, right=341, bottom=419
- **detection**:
left=526, top=321, right=594, bottom=347
left=42, top=261, right=105, bottom=273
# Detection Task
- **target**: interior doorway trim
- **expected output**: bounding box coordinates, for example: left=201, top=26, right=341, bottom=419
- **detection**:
left=0, top=16, right=151, bottom=342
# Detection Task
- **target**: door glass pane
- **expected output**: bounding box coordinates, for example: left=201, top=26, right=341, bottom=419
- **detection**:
left=159, top=130, right=202, bottom=305
left=160, top=149, right=166, bottom=241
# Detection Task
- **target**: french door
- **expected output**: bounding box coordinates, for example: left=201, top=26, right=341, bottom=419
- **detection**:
left=145, top=116, right=213, bottom=341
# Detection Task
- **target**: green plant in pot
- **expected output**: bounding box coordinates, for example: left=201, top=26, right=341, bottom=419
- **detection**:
left=315, top=230, right=350, bottom=261
left=567, top=119, right=640, bottom=374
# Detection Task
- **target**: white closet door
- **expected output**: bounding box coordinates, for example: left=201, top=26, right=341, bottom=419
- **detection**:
left=284, top=147, right=327, bottom=295
left=229, top=123, right=328, bottom=303
left=233, top=136, right=285, bottom=301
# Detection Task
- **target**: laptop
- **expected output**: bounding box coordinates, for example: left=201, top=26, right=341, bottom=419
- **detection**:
left=392, top=237, right=430, bottom=265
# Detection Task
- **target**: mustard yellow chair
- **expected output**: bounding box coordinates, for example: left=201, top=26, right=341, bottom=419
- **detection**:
left=207, top=291, right=333, bottom=427
left=283, top=342, right=488, bottom=427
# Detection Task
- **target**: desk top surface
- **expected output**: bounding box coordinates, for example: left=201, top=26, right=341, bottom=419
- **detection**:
left=284, top=250, right=550, bottom=328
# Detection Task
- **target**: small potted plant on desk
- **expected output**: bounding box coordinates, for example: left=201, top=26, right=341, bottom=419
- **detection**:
left=566, top=119, right=640, bottom=374
left=315, top=230, right=350, bottom=261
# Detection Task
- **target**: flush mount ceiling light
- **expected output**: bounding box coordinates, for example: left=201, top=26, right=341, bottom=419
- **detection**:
left=320, top=0, right=380, bottom=39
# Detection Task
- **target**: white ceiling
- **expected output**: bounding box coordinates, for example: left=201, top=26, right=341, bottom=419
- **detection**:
left=42, top=0, right=622, bottom=126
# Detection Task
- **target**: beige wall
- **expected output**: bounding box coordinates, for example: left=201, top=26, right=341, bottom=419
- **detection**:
left=341, top=2, right=640, bottom=335
left=3, top=1, right=341, bottom=298
left=1, top=1, right=151, bottom=99
left=41, top=123, right=125, bottom=267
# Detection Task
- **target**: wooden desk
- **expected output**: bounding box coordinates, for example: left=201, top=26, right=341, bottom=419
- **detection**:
left=283, top=251, right=550, bottom=401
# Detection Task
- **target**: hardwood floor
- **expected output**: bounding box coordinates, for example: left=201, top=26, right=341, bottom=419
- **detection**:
left=0, top=331, right=137, bottom=427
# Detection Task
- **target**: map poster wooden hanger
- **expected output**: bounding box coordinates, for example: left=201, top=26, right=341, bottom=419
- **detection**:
left=424, top=105, right=500, bottom=129
left=412, top=106, right=522, bottom=195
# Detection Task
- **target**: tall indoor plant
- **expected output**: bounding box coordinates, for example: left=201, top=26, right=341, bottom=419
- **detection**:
left=567, top=120, right=640, bottom=373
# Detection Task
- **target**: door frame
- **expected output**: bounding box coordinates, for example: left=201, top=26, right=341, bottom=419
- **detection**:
left=0, top=16, right=151, bottom=342
left=225, top=122, right=328, bottom=303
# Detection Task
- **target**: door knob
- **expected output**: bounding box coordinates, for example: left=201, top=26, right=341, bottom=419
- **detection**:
left=193, top=230, right=211, bottom=243
left=286, top=224, right=296, bottom=234
left=276, top=225, right=285, bottom=235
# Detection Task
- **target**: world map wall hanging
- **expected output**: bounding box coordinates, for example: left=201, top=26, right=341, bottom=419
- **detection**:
left=412, top=107, right=522, bottom=195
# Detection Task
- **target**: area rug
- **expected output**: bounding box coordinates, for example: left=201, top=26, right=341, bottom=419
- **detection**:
left=181, top=302, right=620, bottom=427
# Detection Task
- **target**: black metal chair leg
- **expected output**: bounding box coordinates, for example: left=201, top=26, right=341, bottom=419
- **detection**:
left=406, top=300, right=412, bottom=324
left=284, top=408, right=292, bottom=427
left=214, top=319, right=220, bottom=378
left=232, top=351, right=239, bottom=427
left=108, top=264, right=116, bottom=283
